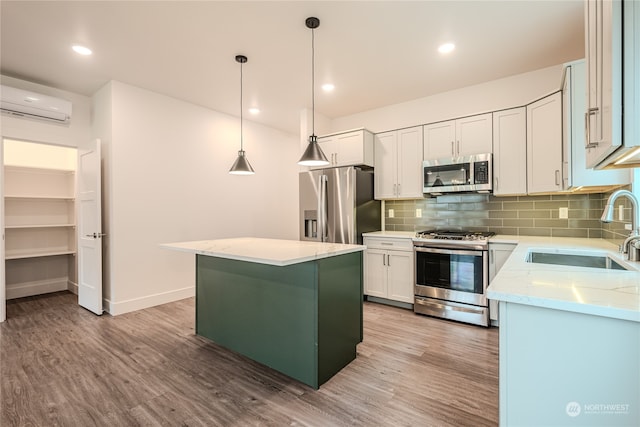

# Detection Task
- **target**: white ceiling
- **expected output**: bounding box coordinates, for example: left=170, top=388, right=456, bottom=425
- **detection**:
left=0, top=1, right=585, bottom=135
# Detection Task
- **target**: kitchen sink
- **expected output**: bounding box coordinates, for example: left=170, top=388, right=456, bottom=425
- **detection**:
left=526, top=250, right=630, bottom=271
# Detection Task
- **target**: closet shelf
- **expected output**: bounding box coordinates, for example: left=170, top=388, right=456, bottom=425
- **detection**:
left=5, top=195, right=75, bottom=201
left=4, top=165, right=75, bottom=174
left=5, top=224, right=76, bottom=229
left=5, top=250, right=76, bottom=260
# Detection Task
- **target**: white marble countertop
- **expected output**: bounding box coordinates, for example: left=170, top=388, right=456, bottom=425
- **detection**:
left=487, top=236, right=640, bottom=323
left=160, top=237, right=365, bottom=267
left=362, top=231, right=416, bottom=239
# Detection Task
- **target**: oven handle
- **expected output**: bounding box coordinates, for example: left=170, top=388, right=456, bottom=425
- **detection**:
left=414, top=246, right=484, bottom=257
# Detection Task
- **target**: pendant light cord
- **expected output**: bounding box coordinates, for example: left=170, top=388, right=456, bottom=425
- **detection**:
left=240, top=60, right=244, bottom=151
left=311, top=26, right=315, bottom=137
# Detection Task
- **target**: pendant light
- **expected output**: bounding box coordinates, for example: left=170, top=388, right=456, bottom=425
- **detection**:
left=298, top=17, right=330, bottom=167
left=229, top=54, right=255, bottom=175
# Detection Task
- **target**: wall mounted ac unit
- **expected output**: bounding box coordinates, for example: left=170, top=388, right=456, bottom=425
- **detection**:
left=1, top=85, right=72, bottom=124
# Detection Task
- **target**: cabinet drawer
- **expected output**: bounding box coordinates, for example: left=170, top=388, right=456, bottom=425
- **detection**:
left=363, top=237, right=413, bottom=251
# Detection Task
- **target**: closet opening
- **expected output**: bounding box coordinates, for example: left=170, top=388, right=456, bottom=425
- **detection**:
left=2, top=138, right=78, bottom=318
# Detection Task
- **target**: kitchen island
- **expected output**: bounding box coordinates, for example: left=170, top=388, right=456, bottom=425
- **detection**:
left=161, top=237, right=365, bottom=389
left=487, top=236, right=640, bottom=426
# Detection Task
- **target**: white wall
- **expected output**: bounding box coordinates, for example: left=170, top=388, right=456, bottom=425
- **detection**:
left=330, top=64, right=565, bottom=134
left=98, top=81, right=299, bottom=315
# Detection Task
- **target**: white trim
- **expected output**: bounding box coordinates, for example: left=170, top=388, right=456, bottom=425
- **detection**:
left=67, top=279, right=78, bottom=295
left=103, top=286, right=195, bottom=316
left=6, top=278, right=68, bottom=300
left=1, top=138, right=4, bottom=322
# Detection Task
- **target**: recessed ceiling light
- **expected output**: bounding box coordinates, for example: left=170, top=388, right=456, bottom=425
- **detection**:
left=438, top=43, right=455, bottom=54
left=72, top=45, right=92, bottom=56
left=322, top=83, right=335, bottom=92
left=248, top=107, right=260, bottom=115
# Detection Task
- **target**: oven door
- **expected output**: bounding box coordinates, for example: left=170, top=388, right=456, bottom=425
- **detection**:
left=414, top=246, right=488, bottom=306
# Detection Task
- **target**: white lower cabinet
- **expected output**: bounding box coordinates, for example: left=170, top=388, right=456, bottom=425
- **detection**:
left=488, top=242, right=516, bottom=323
left=364, top=237, right=414, bottom=304
left=499, top=302, right=639, bottom=426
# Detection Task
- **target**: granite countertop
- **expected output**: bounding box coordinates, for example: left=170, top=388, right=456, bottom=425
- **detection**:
left=160, top=237, right=365, bottom=267
left=487, top=236, right=640, bottom=323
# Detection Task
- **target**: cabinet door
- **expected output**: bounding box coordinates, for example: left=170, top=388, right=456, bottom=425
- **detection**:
left=396, top=127, right=424, bottom=198
left=374, top=132, right=398, bottom=199
left=364, top=249, right=387, bottom=298
left=488, top=243, right=516, bottom=322
left=314, top=135, right=338, bottom=169
left=585, top=0, right=623, bottom=168
left=423, top=120, right=455, bottom=159
left=564, top=61, right=629, bottom=187
left=527, top=92, right=563, bottom=194
left=456, top=113, right=493, bottom=156
left=333, top=130, right=365, bottom=167
left=493, top=108, right=527, bottom=195
left=386, top=250, right=414, bottom=303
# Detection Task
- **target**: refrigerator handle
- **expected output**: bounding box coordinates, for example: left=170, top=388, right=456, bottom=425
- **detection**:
left=318, top=175, right=328, bottom=242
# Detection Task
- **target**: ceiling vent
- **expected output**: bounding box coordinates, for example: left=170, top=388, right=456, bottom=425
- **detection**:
left=1, top=85, right=72, bottom=124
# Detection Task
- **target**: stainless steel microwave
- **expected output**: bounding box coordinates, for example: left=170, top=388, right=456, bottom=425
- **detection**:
left=423, top=153, right=492, bottom=195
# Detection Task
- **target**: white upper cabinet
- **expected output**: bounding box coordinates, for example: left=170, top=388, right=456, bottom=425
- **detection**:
left=527, top=92, right=563, bottom=194
left=584, top=0, right=623, bottom=168
left=374, top=132, right=396, bottom=199
left=423, top=120, right=456, bottom=159
left=492, top=108, right=527, bottom=196
left=315, top=129, right=374, bottom=169
left=562, top=60, right=629, bottom=189
left=374, top=126, right=423, bottom=199
left=423, top=113, right=492, bottom=159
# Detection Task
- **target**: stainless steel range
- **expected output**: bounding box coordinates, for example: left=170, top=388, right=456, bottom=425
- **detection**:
left=413, top=230, right=495, bottom=327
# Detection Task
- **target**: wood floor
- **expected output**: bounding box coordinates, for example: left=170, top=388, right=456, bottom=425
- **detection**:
left=1, top=292, right=499, bottom=426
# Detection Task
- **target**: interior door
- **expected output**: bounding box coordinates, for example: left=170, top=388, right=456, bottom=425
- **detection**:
left=0, top=139, right=5, bottom=322
left=77, top=139, right=103, bottom=315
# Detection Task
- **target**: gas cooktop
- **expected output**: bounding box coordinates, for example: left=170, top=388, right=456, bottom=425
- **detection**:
left=414, top=230, right=495, bottom=241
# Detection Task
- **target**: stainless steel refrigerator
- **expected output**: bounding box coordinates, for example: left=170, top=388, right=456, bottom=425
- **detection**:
left=299, top=166, right=381, bottom=244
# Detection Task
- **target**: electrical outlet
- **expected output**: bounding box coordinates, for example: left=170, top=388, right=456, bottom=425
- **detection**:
left=388, top=209, right=394, bottom=218
left=416, top=208, right=422, bottom=218
left=619, top=205, right=624, bottom=221
left=559, top=207, right=568, bottom=219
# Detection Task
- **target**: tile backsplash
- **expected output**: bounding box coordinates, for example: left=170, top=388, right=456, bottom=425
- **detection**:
left=384, top=189, right=633, bottom=245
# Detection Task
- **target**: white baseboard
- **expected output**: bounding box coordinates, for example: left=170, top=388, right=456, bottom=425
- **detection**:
left=67, top=280, right=78, bottom=295
left=6, top=278, right=68, bottom=300
left=103, top=286, right=195, bottom=316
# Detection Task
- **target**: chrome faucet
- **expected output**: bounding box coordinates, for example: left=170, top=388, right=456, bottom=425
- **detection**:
left=601, top=189, right=640, bottom=258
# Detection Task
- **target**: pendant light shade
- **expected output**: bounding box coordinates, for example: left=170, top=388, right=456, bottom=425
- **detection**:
left=229, top=149, right=254, bottom=175
left=229, top=54, right=255, bottom=175
left=298, top=17, right=330, bottom=167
